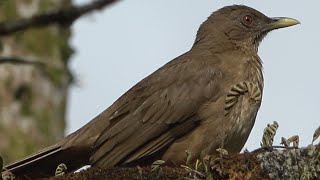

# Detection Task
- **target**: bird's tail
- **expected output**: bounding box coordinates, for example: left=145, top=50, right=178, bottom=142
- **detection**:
left=3, top=142, right=91, bottom=179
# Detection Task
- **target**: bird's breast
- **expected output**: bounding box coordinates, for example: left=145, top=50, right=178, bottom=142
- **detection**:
left=222, top=81, right=262, bottom=153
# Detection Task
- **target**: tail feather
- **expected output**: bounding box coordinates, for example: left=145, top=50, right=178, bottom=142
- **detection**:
left=3, top=143, right=91, bottom=179
left=5, top=146, right=61, bottom=172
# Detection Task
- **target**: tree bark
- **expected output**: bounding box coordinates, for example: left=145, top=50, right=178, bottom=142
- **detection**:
left=0, top=0, right=73, bottom=164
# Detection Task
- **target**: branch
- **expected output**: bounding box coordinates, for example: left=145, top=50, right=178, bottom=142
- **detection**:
left=0, top=0, right=120, bottom=36
left=0, top=56, right=45, bottom=66
left=0, top=56, right=75, bottom=84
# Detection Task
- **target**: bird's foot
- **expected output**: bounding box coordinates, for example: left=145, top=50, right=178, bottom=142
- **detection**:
left=185, top=150, right=193, bottom=167
left=202, top=155, right=214, bottom=180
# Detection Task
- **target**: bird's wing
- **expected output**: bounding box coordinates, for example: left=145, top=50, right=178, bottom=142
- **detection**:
left=90, top=54, right=224, bottom=167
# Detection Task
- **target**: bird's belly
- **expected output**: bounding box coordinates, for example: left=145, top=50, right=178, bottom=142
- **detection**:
left=223, top=94, right=260, bottom=153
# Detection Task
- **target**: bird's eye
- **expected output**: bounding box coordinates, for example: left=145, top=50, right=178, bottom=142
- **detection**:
left=242, top=15, right=253, bottom=26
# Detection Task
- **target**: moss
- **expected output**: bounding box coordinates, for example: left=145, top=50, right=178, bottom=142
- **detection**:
left=38, top=0, right=55, bottom=13
left=14, top=27, right=71, bottom=61
left=46, top=167, right=188, bottom=180
left=0, top=0, right=18, bottom=20
left=57, top=29, right=74, bottom=64
left=16, top=28, right=57, bottom=58
left=46, top=66, right=65, bottom=85
left=13, top=27, right=74, bottom=86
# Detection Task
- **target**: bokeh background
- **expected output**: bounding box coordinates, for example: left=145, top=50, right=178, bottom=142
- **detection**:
left=69, top=0, right=319, bottom=150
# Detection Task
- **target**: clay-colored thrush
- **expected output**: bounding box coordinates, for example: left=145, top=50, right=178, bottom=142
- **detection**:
left=3, top=5, right=299, bottom=179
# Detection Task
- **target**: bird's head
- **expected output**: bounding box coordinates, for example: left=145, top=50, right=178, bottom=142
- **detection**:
left=194, top=5, right=300, bottom=52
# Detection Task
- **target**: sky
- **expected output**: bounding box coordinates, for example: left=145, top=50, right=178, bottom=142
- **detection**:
left=68, top=0, right=320, bottom=151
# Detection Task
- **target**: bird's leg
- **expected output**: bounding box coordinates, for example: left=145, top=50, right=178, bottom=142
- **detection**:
left=181, top=151, right=206, bottom=179
left=185, top=150, right=193, bottom=167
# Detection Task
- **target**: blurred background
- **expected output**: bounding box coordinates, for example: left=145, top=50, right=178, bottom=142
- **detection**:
left=0, top=0, right=319, bottom=163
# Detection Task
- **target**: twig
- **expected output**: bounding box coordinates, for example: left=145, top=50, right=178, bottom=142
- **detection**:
left=181, top=165, right=206, bottom=178
left=0, top=0, right=120, bottom=36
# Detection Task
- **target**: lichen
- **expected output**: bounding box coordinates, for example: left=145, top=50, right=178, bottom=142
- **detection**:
left=257, top=146, right=320, bottom=179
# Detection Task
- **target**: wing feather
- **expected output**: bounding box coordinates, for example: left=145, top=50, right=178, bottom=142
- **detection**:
left=90, top=54, right=223, bottom=167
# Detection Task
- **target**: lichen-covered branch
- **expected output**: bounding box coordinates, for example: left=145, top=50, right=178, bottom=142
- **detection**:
left=0, top=0, right=119, bottom=36
left=43, top=145, right=320, bottom=180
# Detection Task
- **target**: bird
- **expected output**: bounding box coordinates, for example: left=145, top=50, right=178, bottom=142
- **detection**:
left=2, top=5, right=299, bottom=179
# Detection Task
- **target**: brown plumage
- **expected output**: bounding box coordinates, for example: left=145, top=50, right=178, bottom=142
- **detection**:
left=3, top=5, right=299, bottom=179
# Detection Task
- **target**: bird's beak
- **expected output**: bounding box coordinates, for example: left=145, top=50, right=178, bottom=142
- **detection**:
left=264, top=17, right=300, bottom=31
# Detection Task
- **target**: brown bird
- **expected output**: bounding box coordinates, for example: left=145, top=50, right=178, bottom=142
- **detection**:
left=3, top=5, right=299, bottom=179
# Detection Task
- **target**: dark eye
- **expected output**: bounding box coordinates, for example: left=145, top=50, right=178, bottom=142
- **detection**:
left=242, top=15, right=253, bottom=26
